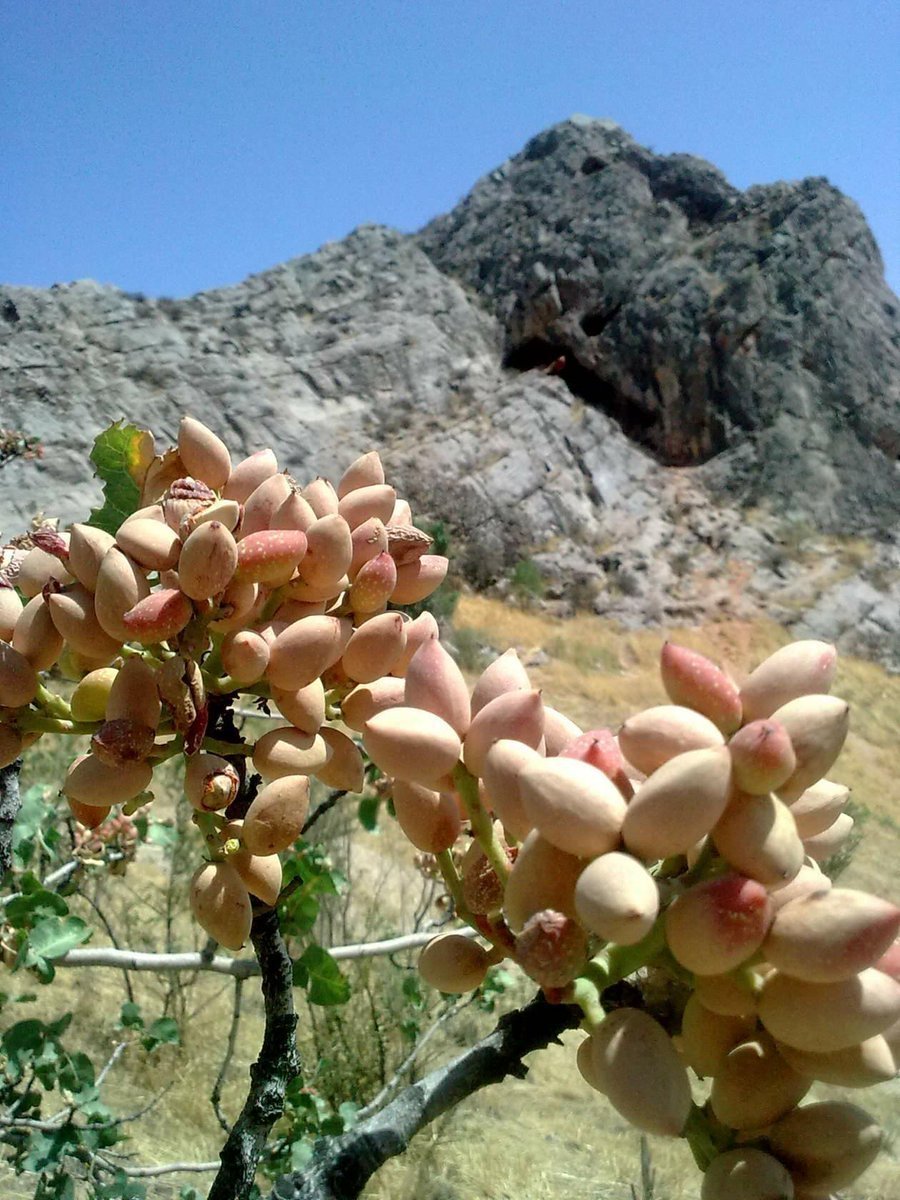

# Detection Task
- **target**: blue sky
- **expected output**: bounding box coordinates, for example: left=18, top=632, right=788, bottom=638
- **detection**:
left=2, top=1, right=898, bottom=297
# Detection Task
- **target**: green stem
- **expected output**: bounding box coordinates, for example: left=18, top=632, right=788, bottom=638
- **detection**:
left=564, top=976, right=606, bottom=1032
left=18, top=711, right=99, bottom=736
left=194, top=811, right=227, bottom=861
left=35, top=683, right=72, bottom=720
left=119, top=645, right=169, bottom=666
left=149, top=737, right=185, bottom=763
left=258, top=588, right=287, bottom=623
left=203, top=645, right=224, bottom=679
left=578, top=916, right=668, bottom=996
left=201, top=737, right=254, bottom=758
left=434, top=849, right=512, bottom=958
left=452, top=762, right=510, bottom=886
left=204, top=673, right=271, bottom=699
left=435, top=849, right=470, bottom=920
left=682, top=1103, right=734, bottom=1170
left=204, top=672, right=240, bottom=695
left=729, top=963, right=764, bottom=997
left=681, top=838, right=724, bottom=887
left=653, top=853, right=687, bottom=879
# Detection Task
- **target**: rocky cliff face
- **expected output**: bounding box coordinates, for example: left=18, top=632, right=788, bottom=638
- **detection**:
left=418, top=117, right=900, bottom=530
left=1, top=118, right=898, bottom=666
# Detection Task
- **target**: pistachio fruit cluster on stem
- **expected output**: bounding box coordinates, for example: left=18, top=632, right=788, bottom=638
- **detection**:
left=362, top=631, right=900, bottom=1199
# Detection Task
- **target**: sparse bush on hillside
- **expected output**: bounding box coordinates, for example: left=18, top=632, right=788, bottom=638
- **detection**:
left=509, top=556, right=545, bottom=604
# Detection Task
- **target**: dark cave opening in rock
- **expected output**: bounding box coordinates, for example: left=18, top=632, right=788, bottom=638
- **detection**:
left=502, top=336, right=700, bottom=464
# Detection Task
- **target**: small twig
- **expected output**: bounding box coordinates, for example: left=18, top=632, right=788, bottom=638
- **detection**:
left=0, top=857, right=80, bottom=905
left=3, top=1070, right=37, bottom=1120
left=96, top=1040, right=128, bottom=1090
left=116, top=1080, right=176, bottom=1127
left=0, top=1115, right=71, bottom=1132
left=211, top=976, right=245, bottom=1134
left=301, top=790, right=347, bottom=836
left=354, top=1000, right=466, bottom=1122
left=78, top=890, right=135, bottom=1004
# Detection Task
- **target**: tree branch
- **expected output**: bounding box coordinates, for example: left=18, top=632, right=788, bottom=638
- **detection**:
left=208, top=906, right=302, bottom=1200
left=94, top=1157, right=221, bottom=1179
left=54, top=929, right=472, bottom=975
left=269, top=994, right=583, bottom=1200
left=0, top=761, right=22, bottom=878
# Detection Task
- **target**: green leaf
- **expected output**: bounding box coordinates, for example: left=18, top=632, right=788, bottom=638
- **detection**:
left=11, top=791, right=54, bottom=870
left=291, top=959, right=309, bottom=989
left=6, top=887, right=69, bottom=929
left=282, top=890, right=319, bottom=936
left=47, top=1012, right=74, bottom=1038
left=58, top=1049, right=96, bottom=1101
left=25, top=916, right=91, bottom=962
left=31, top=1164, right=77, bottom=1199
left=296, top=945, right=351, bottom=1007
left=357, top=795, right=381, bottom=832
left=119, top=1001, right=144, bottom=1030
left=93, top=1172, right=147, bottom=1200
left=31, top=956, right=57, bottom=984
left=141, top=1016, right=180, bottom=1053
left=2, top=1018, right=46, bottom=1079
left=21, top=1124, right=80, bottom=1172
left=402, top=974, right=424, bottom=1007
left=88, top=421, right=153, bottom=534
left=34, top=1170, right=76, bottom=1200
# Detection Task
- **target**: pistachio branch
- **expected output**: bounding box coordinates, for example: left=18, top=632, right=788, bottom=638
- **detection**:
left=268, top=993, right=582, bottom=1200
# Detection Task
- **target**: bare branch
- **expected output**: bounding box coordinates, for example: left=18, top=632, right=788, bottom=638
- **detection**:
left=269, top=993, right=583, bottom=1200
left=329, top=928, right=476, bottom=961
left=208, top=906, right=301, bottom=1200
left=95, top=1040, right=128, bottom=1090
left=94, top=1157, right=221, bottom=1178
left=54, top=928, right=473, bottom=975
left=55, top=947, right=261, bottom=976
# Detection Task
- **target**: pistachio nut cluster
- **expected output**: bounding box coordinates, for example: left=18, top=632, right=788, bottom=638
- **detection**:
left=361, top=636, right=900, bottom=1198
left=0, top=416, right=447, bottom=950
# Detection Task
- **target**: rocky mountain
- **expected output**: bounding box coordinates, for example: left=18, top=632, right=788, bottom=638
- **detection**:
left=1, top=118, right=899, bottom=666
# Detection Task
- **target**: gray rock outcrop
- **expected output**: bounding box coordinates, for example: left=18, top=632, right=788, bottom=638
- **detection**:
left=418, top=116, right=900, bottom=532
left=1, top=118, right=898, bottom=667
